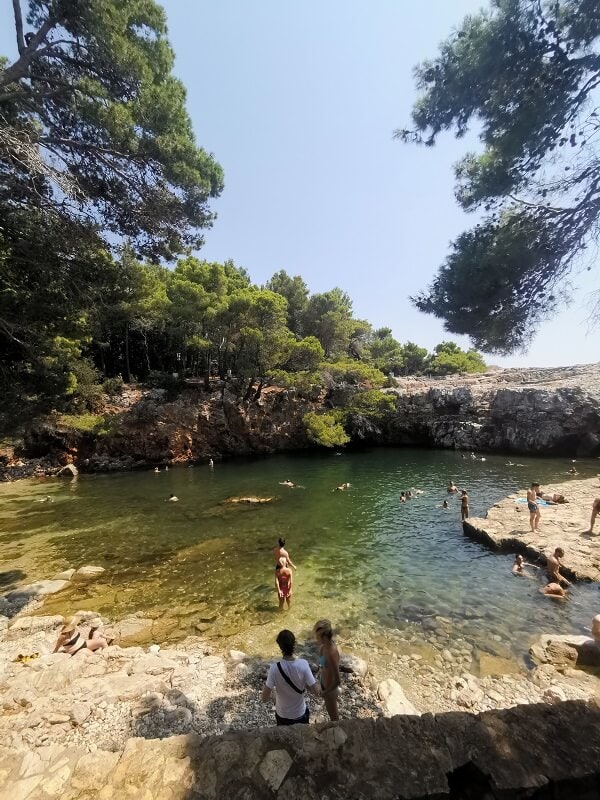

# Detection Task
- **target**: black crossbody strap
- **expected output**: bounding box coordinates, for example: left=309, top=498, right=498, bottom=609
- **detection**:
left=277, top=661, right=304, bottom=694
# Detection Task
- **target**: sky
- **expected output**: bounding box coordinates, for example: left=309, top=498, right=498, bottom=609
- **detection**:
left=1, top=1, right=598, bottom=367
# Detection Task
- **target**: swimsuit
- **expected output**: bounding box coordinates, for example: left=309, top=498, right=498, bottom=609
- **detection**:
left=278, top=573, right=291, bottom=598
left=527, top=501, right=538, bottom=513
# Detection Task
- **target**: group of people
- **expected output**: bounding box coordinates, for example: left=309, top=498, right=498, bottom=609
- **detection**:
left=527, top=482, right=600, bottom=536
left=512, top=547, right=571, bottom=598
left=261, top=621, right=341, bottom=725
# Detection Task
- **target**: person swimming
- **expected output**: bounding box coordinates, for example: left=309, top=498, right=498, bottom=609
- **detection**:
left=168, top=494, right=179, bottom=502
left=442, top=499, right=449, bottom=510
left=333, top=482, right=351, bottom=492
left=447, top=481, right=458, bottom=493
left=279, top=480, right=296, bottom=488
left=400, top=491, right=406, bottom=503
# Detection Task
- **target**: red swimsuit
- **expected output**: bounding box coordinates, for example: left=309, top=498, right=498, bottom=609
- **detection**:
left=278, top=572, right=291, bottom=598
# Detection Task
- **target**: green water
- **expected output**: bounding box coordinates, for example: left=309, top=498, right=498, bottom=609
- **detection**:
left=1, top=449, right=598, bottom=667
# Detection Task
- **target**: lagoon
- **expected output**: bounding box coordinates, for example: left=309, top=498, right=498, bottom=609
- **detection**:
left=1, top=448, right=598, bottom=670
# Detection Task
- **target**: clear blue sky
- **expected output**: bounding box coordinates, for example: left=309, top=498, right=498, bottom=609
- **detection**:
left=2, top=1, right=598, bottom=366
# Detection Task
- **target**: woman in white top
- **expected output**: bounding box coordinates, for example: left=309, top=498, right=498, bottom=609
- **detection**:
left=261, top=629, right=320, bottom=725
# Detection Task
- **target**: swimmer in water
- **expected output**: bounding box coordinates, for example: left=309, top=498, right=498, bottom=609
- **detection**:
left=168, top=494, right=179, bottom=502
left=541, top=582, right=567, bottom=599
left=279, top=480, right=296, bottom=488
left=333, top=482, right=351, bottom=492
left=208, top=458, right=214, bottom=468
left=442, top=499, right=449, bottom=510
left=447, top=481, right=458, bottom=493
left=400, top=491, right=406, bottom=503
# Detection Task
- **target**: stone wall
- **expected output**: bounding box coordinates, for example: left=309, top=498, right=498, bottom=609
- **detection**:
left=2, top=700, right=600, bottom=798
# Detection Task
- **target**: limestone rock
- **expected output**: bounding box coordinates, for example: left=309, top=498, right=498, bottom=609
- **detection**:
left=530, top=634, right=600, bottom=670
left=259, top=749, right=293, bottom=792
left=72, top=565, right=105, bottom=581
left=54, top=568, right=76, bottom=581
left=377, top=678, right=419, bottom=717
left=0, top=614, right=9, bottom=641
left=339, top=654, right=368, bottom=678
left=228, top=649, right=247, bottom=663
left=7, top=614, right=64, bottom=638
left=69, top=701, right=92, bottom=726
left=5, top=581, right=69, bottom=604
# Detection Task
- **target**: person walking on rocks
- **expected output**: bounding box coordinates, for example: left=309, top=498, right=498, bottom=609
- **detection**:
left=527, top=483, right=541, bottom=533
left=546, top=547, right=570, bottom=588
left=314, top=619, right=341, bottom=721
left=261, top=629, right=320, bottom=726
left=586, top=498, right=600, bottom=534
left=460, top=490, right=470, bottom=520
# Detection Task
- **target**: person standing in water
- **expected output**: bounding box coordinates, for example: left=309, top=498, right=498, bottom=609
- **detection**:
left=275, top=558, right=293, bottom=611
left=546, top=547, right=570, bottom=587
left=273, top=538, right=297, bottom=570
left=314, top=619, right=341, bottom=721
left=460, top=489, right=469, bottom=520
left=527, top=482, right=541, bottom=532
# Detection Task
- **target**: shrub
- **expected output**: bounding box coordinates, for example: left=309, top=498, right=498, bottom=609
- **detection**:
left=304, top=411, right=350, bottom=448
left=102, top=376, right=125, bottom=396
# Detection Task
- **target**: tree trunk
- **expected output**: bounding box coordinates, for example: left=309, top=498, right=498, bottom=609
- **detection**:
left=243, top=378, right=255, bottom=402
left=124, top=321, right=131, bottom=383
left=253, top=381, right=264, bottom=403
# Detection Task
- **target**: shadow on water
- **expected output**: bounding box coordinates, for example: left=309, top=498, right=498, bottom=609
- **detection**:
left=0, top=569, right=25, bottom=590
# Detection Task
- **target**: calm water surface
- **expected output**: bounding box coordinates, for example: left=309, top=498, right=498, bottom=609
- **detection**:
left=1, top=449, right=598, bottom=668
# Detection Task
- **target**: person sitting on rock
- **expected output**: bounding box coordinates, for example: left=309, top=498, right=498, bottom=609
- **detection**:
left=53, top=617, right=111, bottom=655
left=546, top=547, right=570, bottom=587
left=586, top=498, right=600, bottom=534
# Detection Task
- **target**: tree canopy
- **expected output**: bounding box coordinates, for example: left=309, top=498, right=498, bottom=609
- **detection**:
left=398, top=0, right=600, bottom=353
left=0, top=0, right=223, bottom=404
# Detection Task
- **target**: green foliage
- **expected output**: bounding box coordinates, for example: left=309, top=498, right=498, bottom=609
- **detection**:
left=304, top=411, right=350, bottom=448
left=347, top=390, right=396, bottom=417
left=285, top=337, right=325, bottom=371
left=265, top=271, right=309, bottom=336
left=56, top=413, right=114, bottom=435
left=399, top=0, right=600, bottom=352
left=1, top=0, right=223, bottom=259
left=102, top=376, right=125, bottom=397
left=69, top=358, right=104, bottom=413
left=322, top=359, right=386, bottom=387
left=428, top=342, right=487, bottom=376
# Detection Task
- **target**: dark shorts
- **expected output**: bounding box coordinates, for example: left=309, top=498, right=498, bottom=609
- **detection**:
left=593, top=499, right=600, bottom=512
left=528, top=501, right=538, bottom=513
left=275, top=707, right=310, bottom=726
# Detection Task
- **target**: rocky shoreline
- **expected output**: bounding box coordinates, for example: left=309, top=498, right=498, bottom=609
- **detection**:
left=2, top=567, right=600, bottom=776
left=463, top=476, right=600, bottom=582
left=2, top=363, right=599, bottom=482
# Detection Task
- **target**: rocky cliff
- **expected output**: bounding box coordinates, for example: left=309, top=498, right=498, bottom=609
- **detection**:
left=3, top=363, right=600, bottom=478
left=376, top=363, right=600, bottom=456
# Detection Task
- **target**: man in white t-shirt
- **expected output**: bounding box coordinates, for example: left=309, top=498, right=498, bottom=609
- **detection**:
left=261, top=629, right=320, bottom=725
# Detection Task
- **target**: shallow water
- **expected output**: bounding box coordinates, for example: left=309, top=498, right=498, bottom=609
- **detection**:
left=1, top=448, right=598, bottom=668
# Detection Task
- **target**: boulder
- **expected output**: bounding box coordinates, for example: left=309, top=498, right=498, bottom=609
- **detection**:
left=377, top=679, right=419, bottom=717
left=5, top=581, right=69, bottom=604
left=72, top=565, right=105, bottom=582
left=54, top=569, right=76, bottom=581
left=228, top=649, right=248, bottom=663
left=7, top=614, right=64, bottom=637
left=109, top=616, right=153, bottom=644
left=339, top=654, right=368, bottom=678
left=69, top=701, right=92, bottom=726
left=56, top=463, right=78, bottom=477
left=530, top=634, right=600, bottom=670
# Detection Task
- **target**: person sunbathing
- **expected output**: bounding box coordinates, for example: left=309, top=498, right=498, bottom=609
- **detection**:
left=53, top=617, right=112, bottom=655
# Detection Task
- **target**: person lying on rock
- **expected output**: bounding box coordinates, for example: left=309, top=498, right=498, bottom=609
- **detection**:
left=546, top=547, right=570, bottom=587
left=537, top=491, right=568, bottom=504
left=53, top=617, right=111, bottom=655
